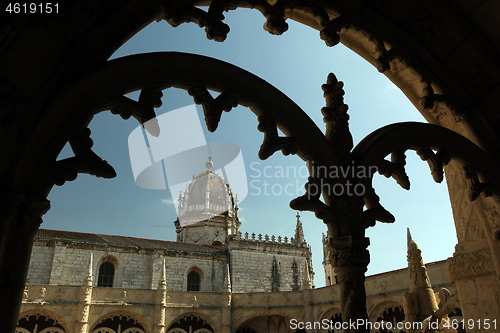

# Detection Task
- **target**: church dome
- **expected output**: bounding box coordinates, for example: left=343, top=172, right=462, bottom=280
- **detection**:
left=177, top=160, right=237, bottom=226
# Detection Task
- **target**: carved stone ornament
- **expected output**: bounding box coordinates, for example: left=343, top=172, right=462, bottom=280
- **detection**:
left=51, top=127, right=116, bottom=186
left=107, top=85, right=162, bottom=136
left=257, top=113, right=298, bottom=160
left=187, top=85, right=238, bottom=132
left=447, top=249, right=495, bottom=280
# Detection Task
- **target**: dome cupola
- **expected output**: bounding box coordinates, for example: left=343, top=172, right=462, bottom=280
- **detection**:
left=174, top=158, right=240, bottom=245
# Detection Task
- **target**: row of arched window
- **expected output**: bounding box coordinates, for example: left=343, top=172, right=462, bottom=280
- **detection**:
left=17, top=312, right=216, bottom=333
left=95, top=257, right=201, bottom=291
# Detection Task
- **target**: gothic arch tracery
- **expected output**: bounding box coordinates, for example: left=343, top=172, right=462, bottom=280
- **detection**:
left=368, top=301, right=405, bottom=331
left=16, top=312, right=67, bottom=333
left=166, top=313, right=216, bottom=333
left=90, top=312, right=147, bottom=333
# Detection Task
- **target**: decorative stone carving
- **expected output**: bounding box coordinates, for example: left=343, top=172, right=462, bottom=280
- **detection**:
left=39, top=287, right=46, bottom=298
left=321, top=72, right=352, bottom=160
left=51, top=127, right=116, bottom=186
left=107, top=86, right=162, bottom=136
left=407, top=230, right=432, bottom=289
left=160, top=1, right=230, bottom=42
left=187, top=85, right=238, bottom=132
left=448, top=249, right=494, bottom=280
left=257, top=114, right=298, bottom=160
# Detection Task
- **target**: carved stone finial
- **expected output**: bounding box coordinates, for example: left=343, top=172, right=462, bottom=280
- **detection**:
left=205, top=156, right=214, bottom=170
left=407, top=227, right=413, bottom=246
left=407, top=228, right=431, bottom=289
left=407, top=229, right=438, bottom=319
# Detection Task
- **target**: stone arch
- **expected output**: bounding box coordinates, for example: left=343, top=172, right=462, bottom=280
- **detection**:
left=2, top=1, right=500, bottom=330
left=234, top=309, right=305, bottom=331
left=235, top=315, right=294, bottom=333
left=318, top=307, right=343, bottom=333
left=368, top=300, right=405, bottom=333
left=319, top=306, right=342, bottom=321
left=16, top=309, right=69, bottom=333
left=186, top=266, right=204, bottom=292
left=89, top=310, right=148, bottom=333
left=12, top=1, right=499, bottom=279
left=166, top=312, right=218, bottom=333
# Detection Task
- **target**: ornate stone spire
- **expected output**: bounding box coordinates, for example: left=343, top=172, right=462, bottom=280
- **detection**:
left=407, top=228, right=438, bottom=319
left=84, top=253, right=93, bottom=287
left=293, top=212, right=305, bottom=246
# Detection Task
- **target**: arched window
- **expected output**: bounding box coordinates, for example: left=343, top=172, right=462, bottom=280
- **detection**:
left=187, top=270, right=201, bottom=291
left=97, top=262, right=115, bottom=287
left=16, top=314, right=66, bottom=333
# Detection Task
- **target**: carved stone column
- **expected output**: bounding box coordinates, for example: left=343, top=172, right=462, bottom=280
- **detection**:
left=445, top=161, right=500, bottom=331
left=0, top=191, right=50, bottom=333
left=447, top=250, right=498, bottom=333
left=330, top=235, right=370, bottom=333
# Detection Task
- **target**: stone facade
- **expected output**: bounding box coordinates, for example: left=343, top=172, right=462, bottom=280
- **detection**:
left=18, top=169, right=461, bottom=333
left=19, top=243, right=458, bottom=333
left=25, top=228, right=312, bottom=295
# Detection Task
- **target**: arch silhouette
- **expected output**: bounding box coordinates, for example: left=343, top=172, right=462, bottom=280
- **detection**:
left=2, top=2, right=500, bottom=332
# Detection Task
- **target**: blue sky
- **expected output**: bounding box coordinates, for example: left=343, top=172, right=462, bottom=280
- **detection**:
left=44, top=9, right=457, bottom=287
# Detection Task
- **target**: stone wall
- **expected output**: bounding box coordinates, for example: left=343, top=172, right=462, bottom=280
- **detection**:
left=19, top=261, right=456, bottom=333
left=27, top=234, right=312, bottom=294
left=27, top=241, right=229, bottom=292
left=228, top=240, right=312, bottom=293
